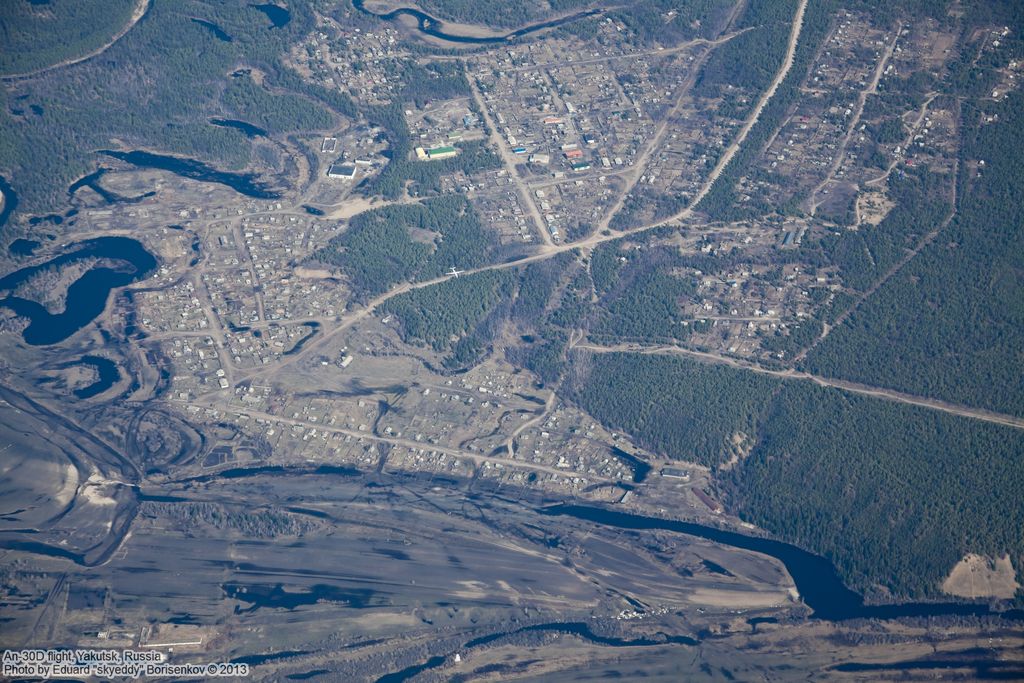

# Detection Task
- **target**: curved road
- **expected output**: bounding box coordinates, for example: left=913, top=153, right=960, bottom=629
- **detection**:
left=246, top=0, right=811, bottom=382
left=1, top=0, right=151, bottom=81
left=226, top=0, right=1015, bottom=436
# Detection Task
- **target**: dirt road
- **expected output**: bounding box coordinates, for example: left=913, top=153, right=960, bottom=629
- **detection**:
left=573, top=342, right=1024, bottom=430
left=597, top=3, right=752, bottom=232
left=795, top=100, right=961, bottom=363
left=468, top=72, right=553, bottom=246
left=194, top=401, right=612, bottom=482
left=244, top=0, right=811, bottom=379
left=653, top=0, right=809, bottom=227
left=807, top=29, right=899, bottom=215
left=506, top=390, right=557, bottom=459
left=2, top=0, right=151, bottom=81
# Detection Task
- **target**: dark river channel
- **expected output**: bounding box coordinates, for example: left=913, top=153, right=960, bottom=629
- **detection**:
left=250, top=3, right=291, bottom=29
left=100, top=150, right=281, bottom=199
left=542, top=504, right=1024, bottom=623
left=351, top=0, right=600, bottom=44
left=0, top=176, right=17, bottom=232
left=72, top=355, right=120, bottom=398
left=0, top=236, right=156, bottom=345
left=210, top=118, right=268, bottom=138
left=371, top=502, right=1024, bottom=682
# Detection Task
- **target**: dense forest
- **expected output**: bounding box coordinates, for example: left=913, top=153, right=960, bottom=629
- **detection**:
left=805, top=89, right=1024, bottom=417
left=694, top=0, right=799, bottom=101
left=0, top=0, right=354, bottom=213
left=813, top=167, right=951, bottom=291
left=511, top=255, right=574, bottom=322
left=583, top=239, right=747, bottom=346
left=566, top=351, right=1024, bottom=601
left=723, top=382, right=1024, bottom=601
left=313, top=195, right=501, bottom=299
left=590, top=268, right=695, bottom=343
left=696, top=0, right=839, bottom=220
left=562, top=0, right=1024, bottom=604
left=5, top=0, right=1023, bottom=611
left=568, top=352, right=777, bottom=468
left=220, top=74, right=334, bottom=134
left=589, top=242, right=626, bottom=297
left=504, top=253, right=578, bottom=384
left=417, top=0, right=590, bottom=30
left=0, top=0, right=137, bottom=76
left=381, top=270, right=516, bottom=369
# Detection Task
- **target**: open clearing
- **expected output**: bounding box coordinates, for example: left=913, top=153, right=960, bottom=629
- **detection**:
left=942, top=554, right=1020, bottom=599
